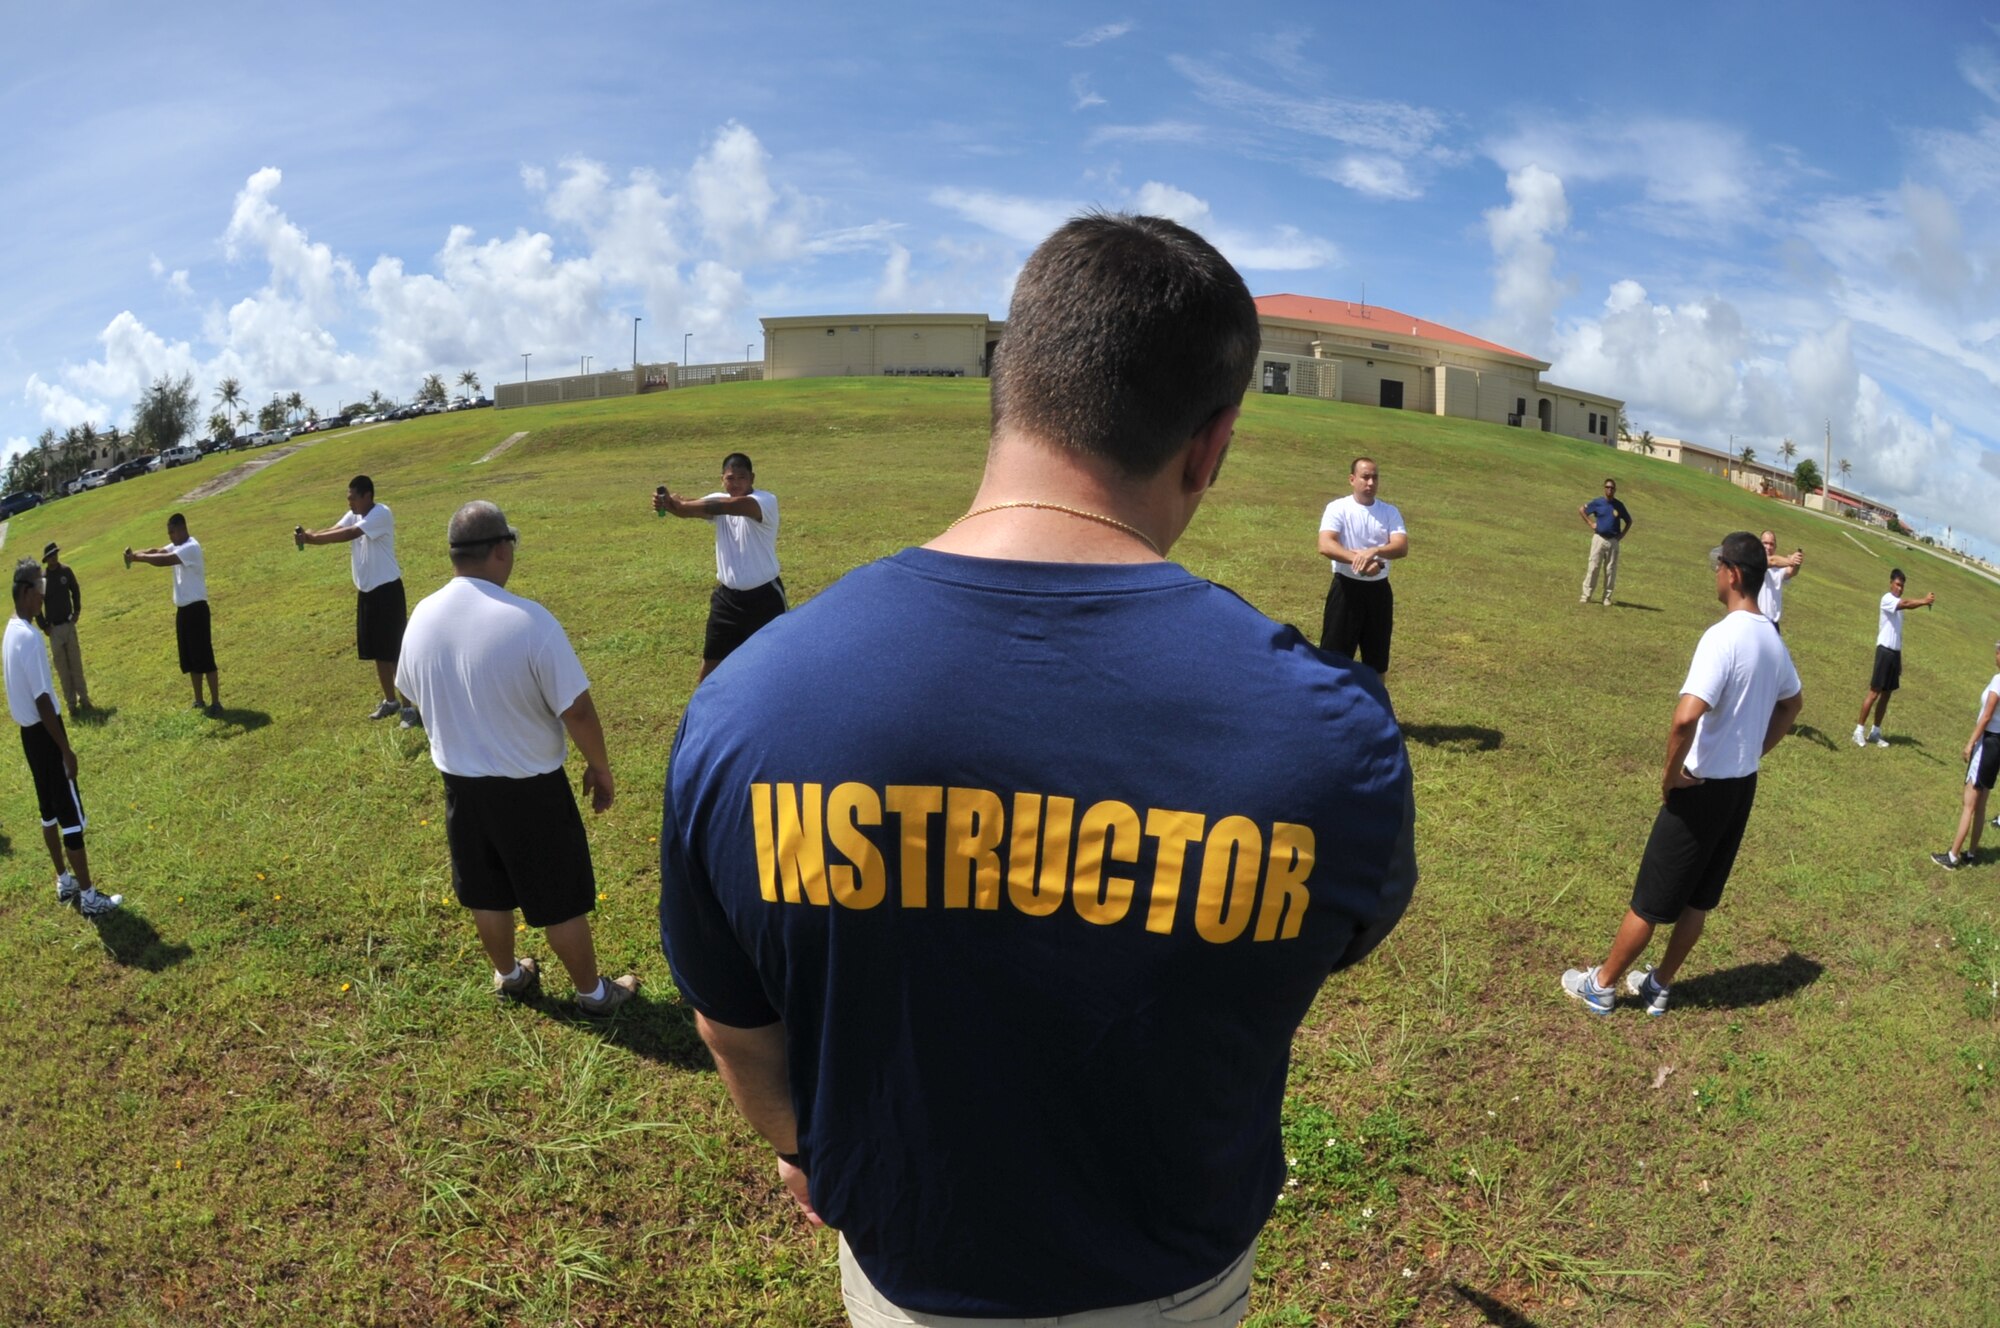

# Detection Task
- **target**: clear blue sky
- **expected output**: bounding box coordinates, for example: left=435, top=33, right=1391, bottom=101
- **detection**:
left=3, top=2, right=1997, bottom=551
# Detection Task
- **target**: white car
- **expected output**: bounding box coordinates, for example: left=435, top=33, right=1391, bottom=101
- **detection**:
left=160, top=445, right=201, bottom=468
left=79, top=469, right=109, bottom=490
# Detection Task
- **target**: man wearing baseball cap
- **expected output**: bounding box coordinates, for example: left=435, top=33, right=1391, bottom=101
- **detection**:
left=1563, top=532, right=1801, bottom=1016
left=36, top=542, right=90, bottom=714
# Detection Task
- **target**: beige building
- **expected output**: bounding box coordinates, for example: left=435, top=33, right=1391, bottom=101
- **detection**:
left=1616, top=433, right=1901, bottom=524
left=760, top=313, right=1003, bottom=381
left=1250, top=295, right=1624, bottom=445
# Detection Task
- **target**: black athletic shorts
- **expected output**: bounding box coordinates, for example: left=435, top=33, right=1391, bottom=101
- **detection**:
left=1870, top=645, right=1902, bottom=693
left=19, top=722, right=85, bottom=836
left=1630, top=773, right=1757, bottom=923
left=1320, top=574, right=1394, bottom=674
left=1968, top=733, right=2000, bottom=791
left=176, top=600, right=217, bottom=676
left=704, top=579, right=787, bottom=663
left=356, top=578, right=408, bottom=661
left=442, top=769, right=595, bottom=927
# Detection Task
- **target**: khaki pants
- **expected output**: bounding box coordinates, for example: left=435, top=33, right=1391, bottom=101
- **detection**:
left=1580, top=534, right=1619, bottom=604
left=839, top=1235, right=1254, bottom=1327
left=46, top=621, right=88, bottom=711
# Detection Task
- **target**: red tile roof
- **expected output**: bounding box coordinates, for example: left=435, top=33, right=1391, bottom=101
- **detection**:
left=1254, top=294, right=1541, bottom=365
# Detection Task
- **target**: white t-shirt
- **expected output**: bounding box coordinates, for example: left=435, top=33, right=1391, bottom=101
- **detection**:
left=1757, top=565, right=1794, bottom=623
left=706, top=489, right=781, bottom=590
left=1680, top=610, right=1803, bottom=780
left=395, top=576, right=590, bottom=779
left=1978, top=675, right=2000, bottom=734
left=170, top=537, right=207, bottom=606
left=3, top=616, right=57, bottom=727
left=336, top=502, right=402, bottom=592
left=1320, top=496, right=1405, bottom=582
left=1877, top=592, right=1904, bottom=651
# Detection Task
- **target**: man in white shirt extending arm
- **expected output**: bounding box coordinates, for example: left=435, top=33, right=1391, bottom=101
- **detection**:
left=295, top=475, right=418, bottom=727
left=124, top=513, right=220, bottom=714
left=1853, top=567, right=1933, bottom=748
left=652, top=451, right=785, bottom=684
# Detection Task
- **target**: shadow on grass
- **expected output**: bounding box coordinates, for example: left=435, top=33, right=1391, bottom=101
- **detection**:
left=90, top=907, right=193, bottom=971
left=515, top=990, right=711, bottom=1070
left=1611, top=601, right=1662, bottom=612
left=72, top=705, right=118, bottom=726
left=1790, top=723, right=1837, bottom=750
left=1406, top=723, right=1503, bottom=752
left=206, top=707, right=272, bottom=733
left=1450, top=1283, right=1545, bottom=1327
left=1673, top=951, right=1823, bottom=1010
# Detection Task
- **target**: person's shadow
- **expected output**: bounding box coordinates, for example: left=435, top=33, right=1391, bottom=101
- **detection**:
left=1789, top=723, right=1836, bottom=750
left=206, top=707, right=272, bottom=734
left=73, top=705, right=119, bottom=726
left=90, top=907, right=193, bottom=971
left=1451, top=1283, right=1545, bottom=1327
left=1671, top=951, right=1822, bottom=1010
left=511, top=988, right=710, bottom=1069
left=1611, top=601, right=1663, bottom=612
left=1405, top=724, right=1503, bottom=752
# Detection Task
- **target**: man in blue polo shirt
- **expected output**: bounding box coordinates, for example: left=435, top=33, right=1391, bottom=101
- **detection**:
left=660, top=214, right=1416, bottom=1325
left=1578, top=477, right=1633, bottom=606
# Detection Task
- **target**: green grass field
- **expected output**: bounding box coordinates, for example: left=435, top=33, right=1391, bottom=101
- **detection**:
left=2, top=379, right=1996, bottom=1326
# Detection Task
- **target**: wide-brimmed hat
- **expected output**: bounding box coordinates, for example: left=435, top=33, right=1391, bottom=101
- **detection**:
left=41, top=542, right=58, bottom=560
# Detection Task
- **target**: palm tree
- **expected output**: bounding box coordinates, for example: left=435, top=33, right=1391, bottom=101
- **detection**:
left=306, top=405, right=320, bottom=424
left=366, top=389, right=388, bottom=413
left=1636, top=430, right=1655, bottom=456
left=420, top=372, right=447, bottom=406
left=1838, top=458, right=1853, bottom=485
left=285, top=390, right=304, bottom=424
left=1739, top=447, right=1756, bottom=468
left=216, top=378, right=243, bottom=427
left=458, top=370, right=480, bottom=398
left=34, top=430, right=58, bottom=489
left=208, top=410, right=233, bottom=442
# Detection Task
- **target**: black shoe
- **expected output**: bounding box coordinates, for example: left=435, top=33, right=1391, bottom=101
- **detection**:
left=1932, top=851, right=1961, bottom=871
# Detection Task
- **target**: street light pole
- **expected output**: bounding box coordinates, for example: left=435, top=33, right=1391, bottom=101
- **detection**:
left=522, top=352, right=532, bottom=384
left=745, top=342, right=752, bottom=363
left=683, top=332, right=692, bottom=367
left=633, top=317, right=642, bottom=373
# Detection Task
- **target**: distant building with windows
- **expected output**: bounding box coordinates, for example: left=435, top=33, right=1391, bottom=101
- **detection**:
left=760, top=313, right=1003, bottom=381
left=1616, top=433, right=1900, bottom=525
left=1249, top=295, right=1623, bottom=446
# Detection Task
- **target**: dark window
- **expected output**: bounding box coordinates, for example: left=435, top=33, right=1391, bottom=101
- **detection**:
left=1516, top=398, right=1527, bottom=416
left=1589, top=412, right=1598, bottom=433
left=1261, top=361, right=1291, bottom=395
left=1380, top=379, right=1404, bottom=410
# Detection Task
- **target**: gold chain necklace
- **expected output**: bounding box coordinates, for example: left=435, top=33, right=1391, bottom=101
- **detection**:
left=945, top=501, right=1162, bottom=556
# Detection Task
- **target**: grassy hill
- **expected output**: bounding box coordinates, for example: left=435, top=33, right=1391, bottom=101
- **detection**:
left=2, top=379, right=1995, bottom=1325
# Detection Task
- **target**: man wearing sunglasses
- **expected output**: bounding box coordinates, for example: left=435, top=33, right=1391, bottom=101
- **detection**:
left=1564, top=532, right=1801, bottom=1016
left=1577, top=477, right=1632, bottom=607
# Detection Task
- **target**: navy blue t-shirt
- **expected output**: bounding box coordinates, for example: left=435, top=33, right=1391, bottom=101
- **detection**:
left=660, top=548, right=1415, bottom=1317
left=1584, top=495, right=1631, bottom=538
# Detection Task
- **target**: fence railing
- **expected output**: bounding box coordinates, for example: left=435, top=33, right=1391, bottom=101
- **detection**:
left=496, top=361, right=765, bottom=408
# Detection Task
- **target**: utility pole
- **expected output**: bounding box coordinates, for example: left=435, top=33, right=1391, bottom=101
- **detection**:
left=633, top=317, right=642, bottom=374
left=522, top=352, right=532, bottom=384
left=1823, top=420, right=1831, bottom=510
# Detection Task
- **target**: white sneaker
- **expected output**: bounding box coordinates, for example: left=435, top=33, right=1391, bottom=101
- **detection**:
left=368, top=699, right=400, bottom=720
left=399, top=707, right=422, bottom=730
left=76, top=887, right=123, bottom=916
left=1853, top=725, right=1868, bottom=748
left=1624, top=965, right=1671, bottom=1016
left=1871, top=727, right=1889, bottom=748
left=55, top=871, right=80, bottom=904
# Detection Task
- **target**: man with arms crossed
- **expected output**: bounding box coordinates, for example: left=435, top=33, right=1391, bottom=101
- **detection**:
left=660, top=214, right=1415, bottom=1325
left=5, top=559, right=119, bottom=915
left=1854, top=568, right=1933, bottom=748
left=397, top=502, right=637, bottom=1014
left=125, top=514, right=219, bottom=714
left=1318, top=456, right=1407, bottom=674
left=37, top=542, right=90, bottom=714
left=295, top=475, right=418, bottom=727
left=652, top=453, right=783, bottom=683
left=1563, top=532, right=1801, bottom=1016
left=1929, top=642, right=2000, bottom=871
left=1756, top=530, right=1804, bottom=633
left=1577, top=478, right=1632, bottom=606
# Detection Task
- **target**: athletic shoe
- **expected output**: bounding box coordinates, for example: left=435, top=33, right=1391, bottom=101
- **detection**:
left=76, top=887, right=122, bottom=916
left=577, top=973, right=640, bottom=1015
left=399, top=707, right=422, bottom=730
left=1624, top=965, right=1671, bottom=1016
left=55, top=871, right=80, bottom=904
left=1561, top=966, right=1615, bottom=1015
left=1852, top=725, right=1868, bottom=748
left=1870, top=727, right=1889, bottom=748
left=1933, top=851, right=1963, bottom=871
left=368, top=699, right=401, bottom=721
left=493, top=955, right=540, bottom=999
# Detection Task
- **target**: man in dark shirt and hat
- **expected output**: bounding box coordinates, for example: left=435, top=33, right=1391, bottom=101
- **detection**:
left=36, top=542, right=89, bottom=714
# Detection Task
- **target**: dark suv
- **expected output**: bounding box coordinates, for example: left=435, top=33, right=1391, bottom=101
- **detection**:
left=0, top=490, right=41, bottom=518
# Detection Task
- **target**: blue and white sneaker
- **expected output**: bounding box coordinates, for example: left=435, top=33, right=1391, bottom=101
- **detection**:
left=55, top=871, right=80, bottom=905
left=76, top=887, right=122, bottom=917
left=1624, top=964, right=1671, bottom=1016
left=1561, top=966, right=1616, bottom=1015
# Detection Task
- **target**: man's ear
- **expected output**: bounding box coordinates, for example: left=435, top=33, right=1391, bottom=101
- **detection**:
left=1183, top=404, right=1240, bottom=495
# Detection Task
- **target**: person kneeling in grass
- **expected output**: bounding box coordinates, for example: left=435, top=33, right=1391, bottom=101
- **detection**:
left=1564, top=532, right=1802, bottom=1016
left=1931, top=644, right=2000, bottom=871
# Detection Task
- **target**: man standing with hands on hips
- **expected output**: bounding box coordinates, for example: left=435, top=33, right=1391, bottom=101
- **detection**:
left=295, top=475, right=418, bottom=728
left=653, top=452, right=784, bottom=684
left=36, top=542, right=90, bottom=714
left=1578, top=478, right=1632, bottom=606
left=1319, top=456, right=1407, bottom=674
left=125, top=514, right=220, bottom=715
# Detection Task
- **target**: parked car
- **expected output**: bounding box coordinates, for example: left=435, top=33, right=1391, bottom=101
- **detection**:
left=108, top=456, right=153, bottom=482
left=160, top=444, right=201, bottom=468
left=79, top=469, right=109, bottom=490
left=0, top=490, right=42, bottom=518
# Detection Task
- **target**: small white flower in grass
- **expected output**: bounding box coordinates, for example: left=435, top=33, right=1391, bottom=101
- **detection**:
left=1287, top=1156, right=1298, bottom=1167
left=1319, top=1261, right=1331, bottom=1271
left=1401, top=1267, right=1415, bottom=1279
left=1285, top=1178, right=1298, bottom=1188
left=1361, top=1207, right=1373, bottom=1219
left=1486, top=1109, right=1496, bottom=1118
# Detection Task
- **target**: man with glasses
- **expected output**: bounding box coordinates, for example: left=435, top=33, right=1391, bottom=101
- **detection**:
left=1755, top=530, right=1804, bottom=633
left=396, top=501, right=638, bottom=1015
left=1563, top=532, right=1801, bottom=1016
left=1853, top=568, right=1934, bottom=748
left=1577, top=478, right=1632, bottom=606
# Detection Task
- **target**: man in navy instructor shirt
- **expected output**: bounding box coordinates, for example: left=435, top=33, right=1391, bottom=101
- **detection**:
left=1579, top=477, right=1633, bottom=606
left=659, top=213, right=1416, bottom=1326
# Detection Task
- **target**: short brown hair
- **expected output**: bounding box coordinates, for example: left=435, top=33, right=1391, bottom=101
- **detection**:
left=991, top=212, right=1258, bottom=478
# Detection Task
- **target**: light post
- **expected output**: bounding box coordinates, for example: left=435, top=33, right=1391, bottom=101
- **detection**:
left=521, top=352, right=532, bottom=384
left=632, top=317, right=641, bottom=373
left=582, top=355, right=592, bottom=375
left=683, top=332, right=692, bottom=367
left=745, top=342, right=753, bottom=363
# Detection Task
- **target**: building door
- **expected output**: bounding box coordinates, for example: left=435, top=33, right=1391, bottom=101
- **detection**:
left=1537, top=398, right=1552, bottom=431
left=1380, top=379, right=1403, bottom=409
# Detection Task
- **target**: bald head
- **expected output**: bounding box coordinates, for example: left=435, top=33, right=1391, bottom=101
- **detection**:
left=447, top=501, right=517, bottom=582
